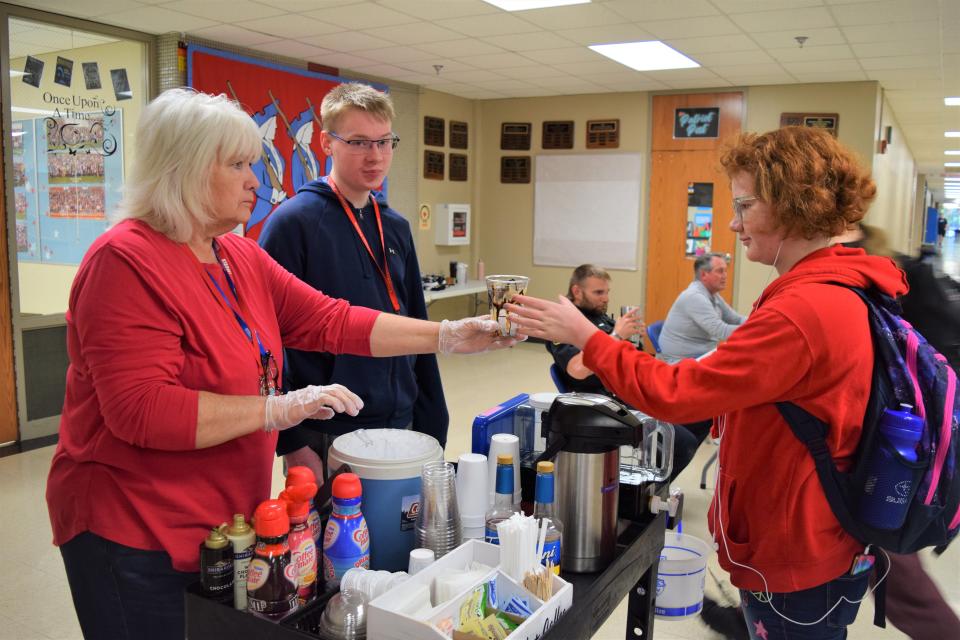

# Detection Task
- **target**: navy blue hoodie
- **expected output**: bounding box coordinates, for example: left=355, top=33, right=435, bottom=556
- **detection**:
left=259, top=177, right=448, bottom=451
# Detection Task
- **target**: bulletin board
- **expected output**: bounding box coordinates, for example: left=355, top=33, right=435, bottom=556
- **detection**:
left=533, top=153, right=642, bottom=270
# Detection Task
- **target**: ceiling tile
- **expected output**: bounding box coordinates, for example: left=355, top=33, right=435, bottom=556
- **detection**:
left=358, top=45, right=438, bottom=64
left=299, top=31, right=393, bottom=52
left=866, top=70, right=943, bottom=90
left=480, top=31, right=576, bottom=51
left=711, top=0, right=823, bottom=11
left=554, top=24, right=657, bottom=46
left=708, top=62, right=787, bottom=77
left=417, top=38, right=506, bottom=57
left=95, top=6, right=217, bottom=33
left=444, top=68, right=506, bottom=82
left=308, top=52, right=378, bottom=70
left=664, top=34, right=758, bottom=54
left=363, top=22, right=466, bottom=45
left=553, top=59, right=636, bottom=75
left=829, top=0, right=941, bottom=26
left=436, top=13, right=541, bottom=37
left=749, top=27, right=848, bottom=49
left=497, top=65, right=566, bottom=79
left=348, top=62, right=423, bottom=78
left=457, top=52, right=545, bottom=70
left=511, top=3, right=625, bottom=30
left=727, top=7, right=837, bottom=32
left=850, top=40, right=940, bottom=58
left=521, top=47, right=606, bottom=65
left=253, top=0, right=344, bottom=10
left=235, top=15, right=341, bottom=39
left=472, top=78, right=541, bottom=92
left=859, top=54, right=941, bottom=71
left=643, top=15, right=743, bottom=40
left=604, top=0, right=719, bottom=22
left=788, top=70, right=870, bottom=83
left=376, top=0, right=499, bottom=20
left=693, top=49, right=773, bottom=66
left=781, top=58, right=863, bottom=74
left=716, top=73, right=796, bottom=86
left=302, top=3, right=419, bottom=29
left=842, top=20, right=940, bottom=43
left=396, top=58, right=479, bottom=75
left=161, top=0, right=284, bottom=22
left=255, top=40, right=333, bottom=59
left=189, top=24, right=281, bottom=47
left=596, top=77, right=671, bottom=91
left=767, top=44, right=856, bottom=63
left=496, top=86, right=564, bottom=97
left=531, top=75, right=604, bottom=90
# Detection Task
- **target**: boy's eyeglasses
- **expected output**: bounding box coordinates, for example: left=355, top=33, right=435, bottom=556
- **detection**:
left=327, top=131, right=399, bottom=154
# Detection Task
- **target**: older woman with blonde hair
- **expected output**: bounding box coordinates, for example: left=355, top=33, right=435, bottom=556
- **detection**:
left=510, top=126, right=908, bottom=640
left=46, top=88, right=511, bottom=640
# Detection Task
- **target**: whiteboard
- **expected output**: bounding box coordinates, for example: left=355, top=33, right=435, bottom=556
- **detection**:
left=533, top=153, right=642, bottom=270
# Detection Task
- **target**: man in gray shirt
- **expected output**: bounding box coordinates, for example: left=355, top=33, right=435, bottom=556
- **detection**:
left=659, top=253, right=746, bottom=363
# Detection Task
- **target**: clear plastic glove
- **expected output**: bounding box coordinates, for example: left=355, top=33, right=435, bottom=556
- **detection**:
left=438, top=316, right=521, bottom=355
left=264, top=384, right=364, bottom=432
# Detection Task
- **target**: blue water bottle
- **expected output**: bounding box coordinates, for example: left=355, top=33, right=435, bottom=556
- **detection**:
left=858, top=404, right=925, bottom=530
left=322, top=473, right=370, bottom=588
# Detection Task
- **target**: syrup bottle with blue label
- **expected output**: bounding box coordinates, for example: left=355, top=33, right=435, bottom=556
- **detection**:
left=533, top=461, right=563, bottom=574
left=485, top=454, right=520, bottom=545
left=322, top=473, right=370, bottom=588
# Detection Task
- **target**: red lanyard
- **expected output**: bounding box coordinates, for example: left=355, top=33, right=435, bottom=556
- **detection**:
left=327, top=177, right=400, bottom=312
left=181, top=242, right=278, bottom=396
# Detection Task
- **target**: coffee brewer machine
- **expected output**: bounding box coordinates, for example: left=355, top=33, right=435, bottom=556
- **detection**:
left=538, top=394, right=646, bottom=573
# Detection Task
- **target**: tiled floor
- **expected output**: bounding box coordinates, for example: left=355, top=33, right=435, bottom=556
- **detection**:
left=5, top=271, right=960, bottom=638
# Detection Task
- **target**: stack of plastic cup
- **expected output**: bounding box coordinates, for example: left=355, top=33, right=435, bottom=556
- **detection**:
left=456, top=453, right=488, bottom=540
left=415, top=461, right=462, bottom=558
left=408, top=548, right=436, bottom=575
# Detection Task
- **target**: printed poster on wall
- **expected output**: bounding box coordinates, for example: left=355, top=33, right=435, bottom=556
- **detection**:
left=685, top=182, right=713, bottom=257
left=14, top=111, right=123, bottom=265
left=188, top=45, right=388, bottom=240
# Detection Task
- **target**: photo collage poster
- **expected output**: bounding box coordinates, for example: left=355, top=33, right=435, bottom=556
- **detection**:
left=685, top=182, right=713, bottom=257
left=13, top=110, right=123, bottom=265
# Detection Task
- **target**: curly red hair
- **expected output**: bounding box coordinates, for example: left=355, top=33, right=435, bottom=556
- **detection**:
left=720, top=126, right=876, bottom=239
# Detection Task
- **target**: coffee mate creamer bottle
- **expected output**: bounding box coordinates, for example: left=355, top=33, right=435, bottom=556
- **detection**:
left=280, top=482, right=319, bottom=605
left=246, top=500, right=298, bottom=620
left=322, top=473, right=370, bottom=588
left=286, top=466, right=323, bottom=546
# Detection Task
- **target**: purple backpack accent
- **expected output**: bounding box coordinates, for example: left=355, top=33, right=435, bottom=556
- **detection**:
left=776, top=287, right=960, bottom=555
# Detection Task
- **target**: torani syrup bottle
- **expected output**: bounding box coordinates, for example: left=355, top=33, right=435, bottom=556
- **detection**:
left=532, top=461, right=564, bottom=574
left=286, top=466, right=323, bottom=546
left=199, top=525, right=234, bottom=604
left=322, top=473, right=370, bottom=588
left=246, top=500, right=299, bottom=620
left=484, top=454, right=520, bottom=545
left=280, top=482, right=319, bottom=605
left=224, top=514, right=255, bottom=610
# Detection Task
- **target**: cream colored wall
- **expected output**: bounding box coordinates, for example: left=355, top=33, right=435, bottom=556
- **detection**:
left=11, top=39, right=146, bottom=315
left=414, top=90, right=477, bottom=320
left=732, top=81, right=882, bottom=312
left=869, top=96, right=917, bottom=254
left=475, top=92, right=651, bottom=318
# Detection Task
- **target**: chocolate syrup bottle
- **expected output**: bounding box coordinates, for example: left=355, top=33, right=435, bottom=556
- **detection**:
left=246, top=500, right=299, bottom=621
left=199, top=525, right=234, bottom=604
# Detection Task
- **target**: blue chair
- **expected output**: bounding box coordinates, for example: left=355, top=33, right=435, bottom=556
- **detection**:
left=647, top=320, right=664, bottom=353
left=549, top=363, right=569, bottom=393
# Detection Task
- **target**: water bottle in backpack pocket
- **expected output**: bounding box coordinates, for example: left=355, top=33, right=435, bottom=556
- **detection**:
left=857, top=405, right=928, bottom=530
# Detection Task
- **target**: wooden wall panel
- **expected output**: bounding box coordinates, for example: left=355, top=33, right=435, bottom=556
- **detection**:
left=645, top=93, right=743, bottom=328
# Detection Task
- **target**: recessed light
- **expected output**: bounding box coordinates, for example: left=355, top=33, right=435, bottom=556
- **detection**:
left=481, top=0, right=589, bottom=10
left=946, top=97, right=960, bottom=106
left=947, top=151, right=960, bottom=155
left=947, top=132, right=960, bottom=138
left=947, top=162, right=960, bottom=167
left=589, top=41, right=699, bottom=71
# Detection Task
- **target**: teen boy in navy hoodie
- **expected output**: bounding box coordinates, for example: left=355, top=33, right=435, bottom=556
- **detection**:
left=260, top=82, right=447, bottom=481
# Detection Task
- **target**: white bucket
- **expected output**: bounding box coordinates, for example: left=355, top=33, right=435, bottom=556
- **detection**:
left=328, top=429, right=443, bottom=572
left=654, top=532, right=711, bottom=619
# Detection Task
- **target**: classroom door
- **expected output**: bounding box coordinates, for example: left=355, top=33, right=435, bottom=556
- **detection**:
left=645, top=93, right=743, bottom=327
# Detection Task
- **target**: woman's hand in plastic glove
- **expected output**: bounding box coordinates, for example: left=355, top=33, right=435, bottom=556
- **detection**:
left=438, top=316, right=523, bottom=354
left=264, top=384, right=364, bottom=432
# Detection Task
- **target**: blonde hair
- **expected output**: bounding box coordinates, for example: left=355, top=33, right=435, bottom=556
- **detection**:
left=111, top=88, right=260, bottom=242
left=320, top=82, right=394, bottom=133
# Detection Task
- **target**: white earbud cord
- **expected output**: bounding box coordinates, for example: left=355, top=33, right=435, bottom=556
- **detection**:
left=712, top=414, right=891, bottom=626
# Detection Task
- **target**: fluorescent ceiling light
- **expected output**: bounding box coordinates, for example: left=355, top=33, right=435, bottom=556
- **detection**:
left=947, top=151, right=960, bottom=155
left=9, top=70, right=26, bottom=78
left=590, top=41, right=699, bottom=71
left=482, top=0, right=589, bottom=10
left=947, top=132, right=960, bottom=137
left=946, top=162, right=960, bottom=167
left=946, top=97, right=960, bottom=106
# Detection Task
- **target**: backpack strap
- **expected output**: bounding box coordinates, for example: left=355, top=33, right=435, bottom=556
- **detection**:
left=776, top=402, right=866, bottom=541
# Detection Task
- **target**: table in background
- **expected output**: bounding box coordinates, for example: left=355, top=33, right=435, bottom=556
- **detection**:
left=423, top=280, right=486, bottom=315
